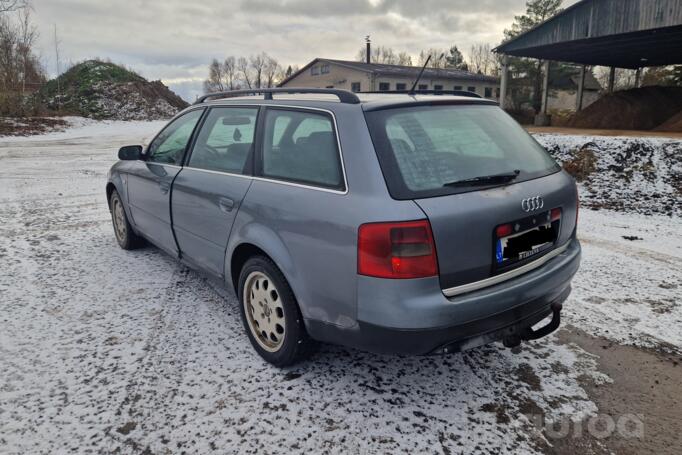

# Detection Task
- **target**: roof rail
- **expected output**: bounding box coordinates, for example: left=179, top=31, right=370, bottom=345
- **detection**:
left=360, top=90, right=483, bottom=99
left=194, top=87, right=361, bottom=105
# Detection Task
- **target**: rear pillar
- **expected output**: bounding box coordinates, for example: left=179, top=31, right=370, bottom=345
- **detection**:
left=499, top=54, right=509, bottom=110
left=634, top=68, right=642, bottom=88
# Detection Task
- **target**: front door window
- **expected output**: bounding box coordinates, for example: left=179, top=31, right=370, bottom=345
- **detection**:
left=147, top=109, right=204, bottom=165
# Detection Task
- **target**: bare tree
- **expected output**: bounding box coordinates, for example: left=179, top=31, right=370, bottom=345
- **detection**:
left=53, top=23, right=62, bottom=110
left=237, top=56, right=252, bottom=89
left=204, top=58, right=226, bottom=92
left=249, top=53, right=268, bottom=89
left=467, top=43, right=499, bottom=76
left=223, top=56, right=237, bottom=90
left=263, top=54, right=281, bottom=88
left=356, top=45, right=401, bottom=64
left=396, top=52, right=412, bottom=66
left=418, top=49, right=447, bottom=68
left=0, top=0, right=27, bottom=13
left=0, top=2, right=45, bottom=116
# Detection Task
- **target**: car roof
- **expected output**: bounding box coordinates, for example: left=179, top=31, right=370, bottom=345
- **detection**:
left=194, top=93, right=497, bottom=113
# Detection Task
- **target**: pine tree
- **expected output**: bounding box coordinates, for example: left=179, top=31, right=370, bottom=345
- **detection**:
left=502, top=0, right=563, bottom=112
left=445, top=46, right=468, bottom=71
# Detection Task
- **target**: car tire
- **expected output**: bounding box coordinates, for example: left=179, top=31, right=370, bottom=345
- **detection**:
left=238, top=255, right=314, bottom=367
left=109, top=190, right=144, bottom=250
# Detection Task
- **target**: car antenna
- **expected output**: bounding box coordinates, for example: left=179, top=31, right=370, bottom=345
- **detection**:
left=409, top=53, right=444, bottom=95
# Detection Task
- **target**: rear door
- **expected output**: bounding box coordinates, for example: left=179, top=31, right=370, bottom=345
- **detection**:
left=171, top=106, right=258, bottom=277
left=364, top=103, right=578, bottom=291
left=126, top=108, right=204, bottom=255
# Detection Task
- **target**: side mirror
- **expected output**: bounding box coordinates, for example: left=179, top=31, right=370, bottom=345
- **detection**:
left=118, top=145, right=143, bottom=161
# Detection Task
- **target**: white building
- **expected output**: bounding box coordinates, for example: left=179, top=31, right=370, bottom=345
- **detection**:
left=279, top=58, right=500, bottom=100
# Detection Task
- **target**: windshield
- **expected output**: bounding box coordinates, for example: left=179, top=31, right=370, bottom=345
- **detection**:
left=364, top=104, right=560, bottom=199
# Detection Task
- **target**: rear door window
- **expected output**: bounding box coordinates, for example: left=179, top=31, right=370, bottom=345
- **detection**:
left=188, top=107, right=258, bottom=174
left=365, top=104, right=560, bottom=199
left=260, top=109, right=344, bottom=190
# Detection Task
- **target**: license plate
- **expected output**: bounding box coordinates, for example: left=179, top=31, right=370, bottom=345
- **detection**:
left=496, top=222, right=555, bottom=266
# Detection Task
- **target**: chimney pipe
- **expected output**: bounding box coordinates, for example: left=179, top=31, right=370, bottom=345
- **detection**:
left=366, top=36, right=371, bottom=64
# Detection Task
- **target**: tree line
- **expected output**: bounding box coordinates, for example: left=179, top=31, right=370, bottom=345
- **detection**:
left=203, top=53, right=299, bottom=93
left=355, top=43, right=499, bottom=77
left=0, top=0, right=46, bottom=116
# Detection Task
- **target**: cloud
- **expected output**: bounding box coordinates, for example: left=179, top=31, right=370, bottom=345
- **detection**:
left=28, top=0, right=580, bottom=101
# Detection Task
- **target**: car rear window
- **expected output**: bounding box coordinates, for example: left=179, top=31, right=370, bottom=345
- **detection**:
left=364, top=104, right=560, bottom=199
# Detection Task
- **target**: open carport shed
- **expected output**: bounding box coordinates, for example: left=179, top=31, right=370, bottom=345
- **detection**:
left=494, top=0, right=682, bottom=113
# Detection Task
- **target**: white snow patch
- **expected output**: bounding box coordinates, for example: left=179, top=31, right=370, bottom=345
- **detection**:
left=1, top=122, right=679, bottom=453
left=534, top=133, right=682, bottom=217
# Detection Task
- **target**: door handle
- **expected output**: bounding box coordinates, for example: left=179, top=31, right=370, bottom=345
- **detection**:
left=218, top=197, right=235, bottom=213
left=159, top=181, right=171, bottom=194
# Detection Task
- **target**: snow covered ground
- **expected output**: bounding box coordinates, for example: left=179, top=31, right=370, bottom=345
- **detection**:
left=0, top=122, right=680, bottom=454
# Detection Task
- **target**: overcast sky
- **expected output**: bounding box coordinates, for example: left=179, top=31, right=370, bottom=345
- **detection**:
left=29, top=0, right=579, bottom=101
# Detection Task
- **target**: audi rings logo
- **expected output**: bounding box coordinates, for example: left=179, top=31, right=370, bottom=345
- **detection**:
left=521, top=196, right=544, bottom=212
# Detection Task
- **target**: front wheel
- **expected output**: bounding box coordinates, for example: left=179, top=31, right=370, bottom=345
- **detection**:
left=110, top=190, right=144, bottom=250
left=238, top=256, right=314, bottom=367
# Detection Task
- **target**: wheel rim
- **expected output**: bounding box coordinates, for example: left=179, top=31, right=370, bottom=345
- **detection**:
left=243, top=271, right=286, bottom=353
left=112, top=198, right=127, bottom=242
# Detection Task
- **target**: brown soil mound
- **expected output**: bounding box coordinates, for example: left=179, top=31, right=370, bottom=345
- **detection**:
left=570, top=86, right=682, bottom=130
left=655, top=110, right=682, bottom=132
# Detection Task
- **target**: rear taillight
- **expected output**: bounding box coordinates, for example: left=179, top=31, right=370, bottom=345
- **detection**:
left=358, top=220, right=438, bottom=279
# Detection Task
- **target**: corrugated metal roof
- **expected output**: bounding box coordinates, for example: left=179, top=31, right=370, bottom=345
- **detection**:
left=495, top=0, right=682, bottom=68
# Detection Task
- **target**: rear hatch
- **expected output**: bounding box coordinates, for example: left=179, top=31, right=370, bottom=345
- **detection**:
left=364, top=102, right=578, bottom=291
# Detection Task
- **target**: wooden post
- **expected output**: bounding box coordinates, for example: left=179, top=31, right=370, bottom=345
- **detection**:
left=576, top=65, right=586, bottom=111
left=608, top=67, right=616, bottom=93
left=499, top=55, right=509, bottom=110
left=541, top=61, right=551, bottom=115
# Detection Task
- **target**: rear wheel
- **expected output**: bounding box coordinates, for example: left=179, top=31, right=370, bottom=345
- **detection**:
left=238, top=256, right=313, bottom=366
left=110, top=190, right=144, bottom=250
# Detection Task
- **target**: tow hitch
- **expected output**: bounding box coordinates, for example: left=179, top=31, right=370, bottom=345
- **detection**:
left=503, top=302, right=563, bottom=349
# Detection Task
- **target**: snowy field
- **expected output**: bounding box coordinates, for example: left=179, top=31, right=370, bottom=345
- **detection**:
left=1, top=121, right=681, bottom=454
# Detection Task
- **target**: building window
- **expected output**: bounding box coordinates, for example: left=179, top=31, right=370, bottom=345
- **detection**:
left=454, top=85, right=463, bottom=91
left=434, top=85, right=443, bottom=92
left=396, top=83, right=407, bottom=91
left=321, top=64, right=330, bottom=74
left=484, top=87, right=493, bottom=98
left=495, top=88, right=501, bottom=98
left=351, top=82, right=361, bottom=92
left=379, top=82, right=390, bottom=91
left=311, top=66, right=320, bottom=76
left=467, top=86, right=476, bottom=93
left=418, top=84, right=428, bottom=90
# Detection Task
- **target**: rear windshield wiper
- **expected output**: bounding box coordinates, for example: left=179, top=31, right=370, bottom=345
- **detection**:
left=443, top=170, right=521, bottom=188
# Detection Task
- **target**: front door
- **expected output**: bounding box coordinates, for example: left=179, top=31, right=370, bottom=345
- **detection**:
left=127, top=108, right=204, bottom=256
left=171, top=107, right=259, bottom=277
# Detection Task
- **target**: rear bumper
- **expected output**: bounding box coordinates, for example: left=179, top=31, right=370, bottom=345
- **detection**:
left=306, top=238, right=581, bottom=355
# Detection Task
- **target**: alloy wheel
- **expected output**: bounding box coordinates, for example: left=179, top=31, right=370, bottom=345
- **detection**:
left=243, top=271, right=286, bottom=352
